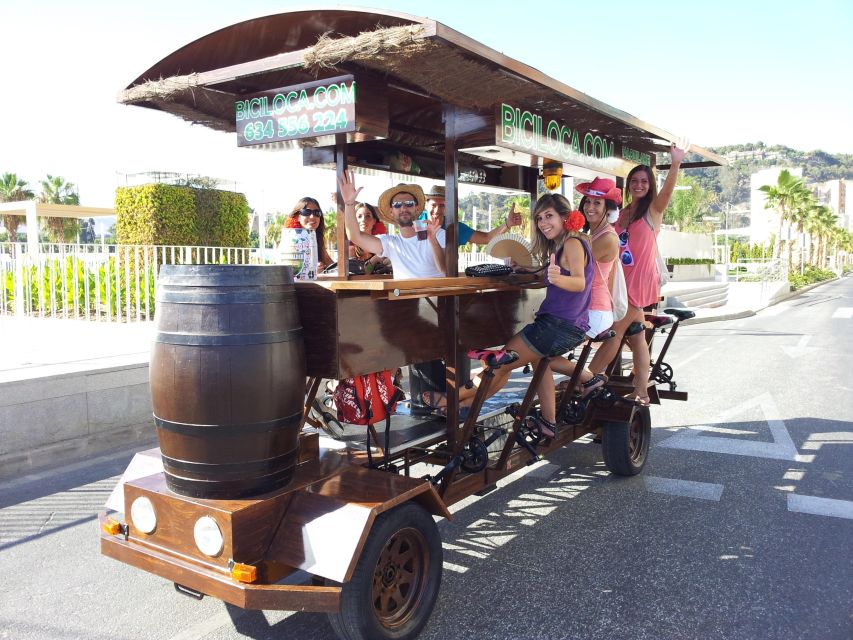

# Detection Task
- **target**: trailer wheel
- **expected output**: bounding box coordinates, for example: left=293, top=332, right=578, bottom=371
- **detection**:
left=328, top=502, right=442, bottom=640
left=601, top=406, right=650, bottom=476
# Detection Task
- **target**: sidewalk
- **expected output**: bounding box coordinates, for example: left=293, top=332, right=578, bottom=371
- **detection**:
left=0, top=279, right=810, bottom=381
left=0, top=316, right=154, bottom=384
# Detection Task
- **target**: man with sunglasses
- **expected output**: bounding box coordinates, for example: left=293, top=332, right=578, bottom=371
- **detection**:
left=338, top=174, right=446, bottom=280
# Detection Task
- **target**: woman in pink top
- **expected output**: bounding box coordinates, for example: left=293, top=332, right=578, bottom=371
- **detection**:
left=587, top=141, right=689, bottom=405
left=548, top=177, right=621, bottom=396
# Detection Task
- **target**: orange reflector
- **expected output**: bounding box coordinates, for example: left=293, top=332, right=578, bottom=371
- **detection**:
left=231, top=562, right=258, bottom=583
left=101, top=518, right=122, bottom=536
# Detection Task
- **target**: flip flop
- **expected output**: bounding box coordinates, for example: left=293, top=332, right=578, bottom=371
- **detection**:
left=420, top=390, right=446, bottom=410
left=624, top=392, right=650, bottom=407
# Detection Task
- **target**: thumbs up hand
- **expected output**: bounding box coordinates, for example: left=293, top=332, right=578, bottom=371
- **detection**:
left=546, top=253, right=561, bottom=284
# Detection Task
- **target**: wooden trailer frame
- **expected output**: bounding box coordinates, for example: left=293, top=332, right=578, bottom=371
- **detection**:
left=100, top=8, right=724, bottom=640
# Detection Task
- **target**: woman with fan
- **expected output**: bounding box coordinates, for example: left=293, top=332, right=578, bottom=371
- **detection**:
left=422, top=193, right=596, bottom=438
left=547, top=177, right=622, bottom=395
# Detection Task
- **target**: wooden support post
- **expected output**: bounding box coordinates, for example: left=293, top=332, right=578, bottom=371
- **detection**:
left=335, top=133, right=349, bottom=280
left=441, top=104, right=460, bottom=445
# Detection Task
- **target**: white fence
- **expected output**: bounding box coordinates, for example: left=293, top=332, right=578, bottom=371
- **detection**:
left=0, top=243, right=253, bottom=322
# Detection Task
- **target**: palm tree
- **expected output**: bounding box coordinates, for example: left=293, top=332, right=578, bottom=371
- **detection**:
left=815, top=207, right=837, bottom=269
left=0, top=172, right=35, bottom=242
left=787, top=188, right=817, bottom=273
left=759, top=170, right=808, bottom=263
left=39, top=174, right=80, bottom=242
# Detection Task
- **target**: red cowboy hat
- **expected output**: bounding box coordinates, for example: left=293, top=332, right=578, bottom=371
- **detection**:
left=575, top=177, right=622, bottom=205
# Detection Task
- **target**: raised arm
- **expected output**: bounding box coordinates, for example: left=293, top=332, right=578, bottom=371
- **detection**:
left=427, top=215, right=446, bottom=275
left=337, top=171, right=382, bottom=256
left=469, top=202, right=524, bottom=245
left=546, top=237, right=586, bottom=293
left=650, top=137, right=690, bottom=224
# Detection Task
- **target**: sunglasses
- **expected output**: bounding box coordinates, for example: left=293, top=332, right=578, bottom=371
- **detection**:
left=299, top=208, right=322, bottom=217
left=618, top=230, right=634, bottom=266
left=391, top=200, right=417, bottom=209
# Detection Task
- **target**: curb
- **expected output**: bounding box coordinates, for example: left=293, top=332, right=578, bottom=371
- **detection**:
left=680, top=275, right=841, bottom=325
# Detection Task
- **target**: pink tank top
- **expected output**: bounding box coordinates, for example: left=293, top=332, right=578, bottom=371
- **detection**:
left=589, top=226, right=616, bottom=312
left=615, top=213, right=660, bottom=308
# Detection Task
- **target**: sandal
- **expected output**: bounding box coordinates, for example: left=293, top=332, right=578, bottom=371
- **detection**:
left=529, top=415, right=557, bottom=439
left=624, top=392, right=650, bottom=407
left=578, top=373, right=607, bottom=398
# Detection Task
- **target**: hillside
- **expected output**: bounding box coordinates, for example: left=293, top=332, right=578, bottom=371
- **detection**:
left=689, top=142, right=853, bottom=210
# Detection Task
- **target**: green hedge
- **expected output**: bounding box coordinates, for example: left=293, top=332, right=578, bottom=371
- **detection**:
left=788, top=266, right=835, bottom=291
left=116, top=184, right=249, bottom=247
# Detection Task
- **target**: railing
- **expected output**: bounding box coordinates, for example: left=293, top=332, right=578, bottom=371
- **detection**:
left=1, top=244, right=253, bottom=322
left=0, top=244, right=529, bottom=322
left=728, top=258, right=786, bottom=283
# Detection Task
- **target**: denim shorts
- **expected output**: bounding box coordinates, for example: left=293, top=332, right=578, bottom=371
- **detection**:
left=520, top=313, right=587, bottom=358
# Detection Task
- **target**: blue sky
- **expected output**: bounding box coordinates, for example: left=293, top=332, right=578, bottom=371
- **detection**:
left=1, top=0, right=851, bottom=214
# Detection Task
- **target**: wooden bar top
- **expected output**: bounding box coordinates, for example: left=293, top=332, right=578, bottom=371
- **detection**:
left=302, top=273, right=542, bottom=294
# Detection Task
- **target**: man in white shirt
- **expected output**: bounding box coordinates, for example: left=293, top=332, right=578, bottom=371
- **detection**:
left=338, top=172, right=445, bottom=279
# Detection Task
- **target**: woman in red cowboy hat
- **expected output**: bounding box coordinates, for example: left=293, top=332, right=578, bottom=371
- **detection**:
left=547, top=176, right=622, bottom=395
left=586, top=139, right=690, bottom=406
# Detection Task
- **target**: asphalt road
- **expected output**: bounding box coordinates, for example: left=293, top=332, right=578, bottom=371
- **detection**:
left=1, top=278, right=851, bottom=640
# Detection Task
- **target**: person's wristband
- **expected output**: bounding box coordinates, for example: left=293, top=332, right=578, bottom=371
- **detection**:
left=344, top=200, right=357, bottom=207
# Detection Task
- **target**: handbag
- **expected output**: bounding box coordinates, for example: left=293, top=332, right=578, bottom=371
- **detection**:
left=643, top=213, right=670, bottom=288
left=656, top=246, right=670, bottom=287
left=464, top=263, right=513, bottom=277
left=596, top=259, right=628, bottom=321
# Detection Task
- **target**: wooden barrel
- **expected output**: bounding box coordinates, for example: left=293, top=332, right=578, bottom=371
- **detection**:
left=150, top=265, right=306, bottom=499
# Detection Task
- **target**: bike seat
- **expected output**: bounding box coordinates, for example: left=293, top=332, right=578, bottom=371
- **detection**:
left=625, top=321, right=646, bottom=337
left=466, top=348, right=519, bottom=367
left=644, top=314, right=674, bottom=329
left=663, top=307, right=696, bottom=322
left=590, top=329, right=617, bottom=343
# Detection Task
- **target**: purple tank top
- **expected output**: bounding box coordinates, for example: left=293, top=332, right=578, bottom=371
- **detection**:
left=537, top=237, right=593, bottom=331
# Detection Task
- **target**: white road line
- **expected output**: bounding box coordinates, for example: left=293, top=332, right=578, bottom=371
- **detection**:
left=787, top=494, right=853, bottom=520
left=831, top=307, right=853, bottom=319
left=644, top=476, right=724, bottom=501
left=658, top=393, right=806, bottom=462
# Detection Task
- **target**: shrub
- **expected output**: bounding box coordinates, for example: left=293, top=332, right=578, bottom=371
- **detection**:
left=789, top=266, right=835, bottom=290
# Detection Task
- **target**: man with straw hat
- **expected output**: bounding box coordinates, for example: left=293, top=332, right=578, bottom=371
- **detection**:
left=338, top=171, right=446, bottom=279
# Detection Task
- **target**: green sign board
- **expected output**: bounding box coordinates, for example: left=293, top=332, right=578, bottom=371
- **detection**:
left=497, top=103, right=651, bottom=170
left=236, top=75, right=357, bottom=147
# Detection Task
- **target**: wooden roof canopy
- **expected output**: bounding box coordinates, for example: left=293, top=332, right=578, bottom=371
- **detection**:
left=119, top=6, right=724, bottom=185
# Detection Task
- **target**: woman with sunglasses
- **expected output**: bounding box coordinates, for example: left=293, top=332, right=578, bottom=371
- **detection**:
left=586, top=140, right=689, bottom=406
left=288, top=197, right=333, bottom=271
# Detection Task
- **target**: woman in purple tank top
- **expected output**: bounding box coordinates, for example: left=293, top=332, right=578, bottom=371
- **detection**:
left=422, top=193, right=596, bottom=438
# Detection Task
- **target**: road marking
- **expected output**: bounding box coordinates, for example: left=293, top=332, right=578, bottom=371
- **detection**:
left=781, top=334, right=816, bottom=358
left=644, top=476, right=724, bottom=501
left=832, top=307, right=853, bottom=319
left=787, top=494, right=853, bottom=520
left=658, top=393, right=806, bottom=461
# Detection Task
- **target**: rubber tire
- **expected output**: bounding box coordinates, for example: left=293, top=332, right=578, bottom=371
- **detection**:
left=327, top=502, right=443, bottom=640
left=601, top=406, right=651, bottom=476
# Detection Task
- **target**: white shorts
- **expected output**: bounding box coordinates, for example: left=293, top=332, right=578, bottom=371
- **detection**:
left=586, top=309, right=614, bottom=338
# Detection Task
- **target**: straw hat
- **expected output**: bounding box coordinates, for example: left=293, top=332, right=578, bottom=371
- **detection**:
left=425, top=185, right=445, bottom=199
left=377, top=183, right=426, bottom=225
